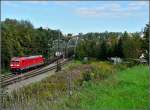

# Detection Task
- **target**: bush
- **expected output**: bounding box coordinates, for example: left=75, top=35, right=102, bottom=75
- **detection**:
left=82, top=72, right=91, bottom=81
left=114, top=63, right=128, bottom=71
left=126, top=60, right=139, bottom=67
left=91, top=62, right=116, bottom=80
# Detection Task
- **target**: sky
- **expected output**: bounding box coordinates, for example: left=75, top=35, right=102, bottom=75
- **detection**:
left=1, top=1, right=149, bottom=34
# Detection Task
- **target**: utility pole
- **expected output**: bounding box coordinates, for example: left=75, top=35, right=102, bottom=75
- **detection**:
left=65, top=39, right=72, bottom=96
left=48, top=37, right=53, bottom=60
left=56, top=30, right=61, bottom=72
left=67, top=37, right=79, bottom=97
left=74, top=37, right=79, bottom=58
left=48, top=41, right=50, bottom=60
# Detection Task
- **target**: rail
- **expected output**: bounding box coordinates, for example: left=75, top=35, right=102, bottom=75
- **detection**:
left=0, top=56, right=63, bottom=83
left=0, top=58, right=71, bottom=88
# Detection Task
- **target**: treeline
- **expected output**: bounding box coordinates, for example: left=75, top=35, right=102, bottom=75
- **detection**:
left=1, top=18, right=149, bottom=72
left=1, top=18, right=64, bottom=70
left=75, top=26, right=149, bottom=61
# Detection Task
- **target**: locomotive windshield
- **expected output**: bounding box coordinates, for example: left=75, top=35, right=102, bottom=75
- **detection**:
left=10, top=61, right=20, bottom=66
left=11, top=61, right=19, bottom=64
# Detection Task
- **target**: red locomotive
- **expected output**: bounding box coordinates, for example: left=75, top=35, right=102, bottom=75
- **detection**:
left=10, top=55, right=45, bottom=74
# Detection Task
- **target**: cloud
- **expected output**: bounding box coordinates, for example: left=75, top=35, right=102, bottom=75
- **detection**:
left=2, top=1, right=49, bottom=6
left=23, top=1, right=49, bottom=4
left=128, top=1, right=149, bottom=7
left=2, top=1, right=18, bottom=7
left=76, top=8, right=108, bottom=17
left=75, top=1, right=148, bottom=18
left=54, top=1, right=78, bottom=5
left=110, top=4, right=122, bottom=11
left=127, top=1, right=149, bottom=11
left=2, top=1, right=78, bottom=7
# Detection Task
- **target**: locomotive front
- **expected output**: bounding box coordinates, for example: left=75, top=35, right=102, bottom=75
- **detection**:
left=10, top=58, right=21, bottom=74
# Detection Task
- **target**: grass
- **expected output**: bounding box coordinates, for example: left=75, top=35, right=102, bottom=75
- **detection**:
left=2, top=60, right=149, bottom=110
left=67, top=65, right=149, bottom=109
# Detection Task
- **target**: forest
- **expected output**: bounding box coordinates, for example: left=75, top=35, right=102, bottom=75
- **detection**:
left=1, top=18, right=149, bottom=73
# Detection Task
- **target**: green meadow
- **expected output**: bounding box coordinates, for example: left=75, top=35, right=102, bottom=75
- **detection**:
left=66, top=65, right=149, bottom=110
left=3, top=61, right=149, bottom=110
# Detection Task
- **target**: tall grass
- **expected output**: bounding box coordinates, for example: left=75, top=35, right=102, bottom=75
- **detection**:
left=66, top=65, right=149, bottom=109
left=2, top=61, right=149, bottom=110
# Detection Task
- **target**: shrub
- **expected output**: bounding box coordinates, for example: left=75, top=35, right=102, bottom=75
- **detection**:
left=114, top=63, right=128, bottom=71
left=91, top=62, right=116, bottom=80
left=82, top=72, right=91, bottom=81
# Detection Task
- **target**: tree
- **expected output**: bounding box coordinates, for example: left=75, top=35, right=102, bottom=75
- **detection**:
left=1, top=18, right=64, bottom=72
left=99, top=40, right=107, bottom=60
left=122, top=37, right=142, bottom=59
left=143, top=23, right=149, bottom=61
left=76, top=40, right=87, bottom=59
left=117, top=38, right=124, bottom=57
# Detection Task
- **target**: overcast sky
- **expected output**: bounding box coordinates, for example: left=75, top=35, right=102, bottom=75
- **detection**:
left=1, top=1, right=149, bottom=34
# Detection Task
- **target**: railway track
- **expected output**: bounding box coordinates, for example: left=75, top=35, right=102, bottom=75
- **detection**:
left=0, top=56, right=63, bottom=85
left=0, top=57, right=60, bottom=82
left=0, top=58, right=71, bottom=88
left=0, top=74, right=15, bottom=81
left=0, top=66, right=44, bottom=81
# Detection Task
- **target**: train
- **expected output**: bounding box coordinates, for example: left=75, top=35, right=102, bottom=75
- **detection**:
left=10, top=54, right=64, bottom=74
left=9, top=48, right=76, bottom=74
left=10, top=55, right=45, bottom=74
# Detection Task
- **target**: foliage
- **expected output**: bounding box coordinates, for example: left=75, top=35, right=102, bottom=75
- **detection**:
left=65, top=65, right=149, bottom=109
left=90, top=61, right=116, bottom=80
left=143, top=23, right=149, bottom=61
left=3, top=60, right=148, bottom=110
left=1, top=18, right=148, bottom=72
left=75, top=31, right=144, bottom=61
left=1, top=18, right=64, bottom=71
left=1, top=18, right=148, bottom=73
left=122, top=36, right=142, bottom=59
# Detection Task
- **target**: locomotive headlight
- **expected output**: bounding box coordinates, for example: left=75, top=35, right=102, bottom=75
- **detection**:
left=16, top=64, right=19, bottom=66
left=10, top=64, right=13, bottom=66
